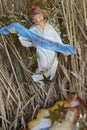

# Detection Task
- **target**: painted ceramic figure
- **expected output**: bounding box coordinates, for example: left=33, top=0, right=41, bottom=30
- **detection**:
left=0, top=6, right=76, bottom=85
left=18, top=5, right=63, bottom=85
left=28, top=92, right=82, bottom=130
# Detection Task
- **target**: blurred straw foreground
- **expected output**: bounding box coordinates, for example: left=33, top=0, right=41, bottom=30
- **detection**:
left=0, top=0, right=87, bottom=129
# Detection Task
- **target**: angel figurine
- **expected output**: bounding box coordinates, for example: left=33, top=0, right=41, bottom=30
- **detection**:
left=0, top=5, right=76, bottom=86
left=18, top=5, right=64, bottom=86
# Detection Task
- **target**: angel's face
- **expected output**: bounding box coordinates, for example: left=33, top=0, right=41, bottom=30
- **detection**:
left=32, top=14, right=44, bottom=25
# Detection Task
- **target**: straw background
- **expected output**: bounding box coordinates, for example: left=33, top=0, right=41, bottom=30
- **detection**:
left=0, top=0, right=87, bottom=129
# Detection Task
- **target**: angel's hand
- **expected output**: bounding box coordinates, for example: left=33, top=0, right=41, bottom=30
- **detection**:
left=9, top=29, right=17, bottom=34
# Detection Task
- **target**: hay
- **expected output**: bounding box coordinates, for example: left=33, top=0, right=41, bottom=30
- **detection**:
left=0, top=0, right=87, bottom=129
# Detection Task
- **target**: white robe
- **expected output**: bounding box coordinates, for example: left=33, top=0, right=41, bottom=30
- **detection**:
left=18, top=23, right=63, bottom=85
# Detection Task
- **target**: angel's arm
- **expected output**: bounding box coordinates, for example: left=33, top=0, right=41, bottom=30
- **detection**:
left=18, top=35, right=34, bottom=47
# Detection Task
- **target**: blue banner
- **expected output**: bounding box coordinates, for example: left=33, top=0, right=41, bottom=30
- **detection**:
left=0, top=23, right=76, bottom=55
